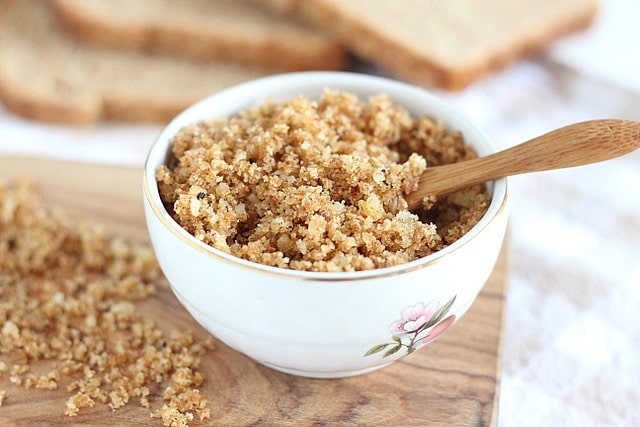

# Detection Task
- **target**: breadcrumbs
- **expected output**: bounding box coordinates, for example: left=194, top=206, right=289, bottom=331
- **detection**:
left=0, top=180, right=214, bottom=425
left=157, top=89, right=489, bottom=272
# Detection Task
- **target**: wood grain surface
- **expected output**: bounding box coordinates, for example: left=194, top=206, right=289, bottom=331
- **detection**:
left=0, top=156, right=508, bottom=426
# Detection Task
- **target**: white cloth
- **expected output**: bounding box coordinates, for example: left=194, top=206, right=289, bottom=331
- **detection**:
left=436, top=1, right=640, bottom=425
left=1, top=1, right=638, bottom=425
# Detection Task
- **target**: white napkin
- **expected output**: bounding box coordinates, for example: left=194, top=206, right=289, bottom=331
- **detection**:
left=430, top=2, right=640, bottom=426
left=549, top=0, right=640, bottom=95
left=0, top=112, right=161, bottom=165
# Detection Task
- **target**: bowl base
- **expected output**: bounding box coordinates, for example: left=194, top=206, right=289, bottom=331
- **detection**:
left=260, top=361, right=392, bottom=379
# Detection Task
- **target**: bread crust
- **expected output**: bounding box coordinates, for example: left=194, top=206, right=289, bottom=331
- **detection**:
left=50, top=0, right=346, bottom=71
left=0, top=0, right=276, bottom=124
left=260, top=0, right=599, bottom=90
left=0, top=78, right=100, bottom=125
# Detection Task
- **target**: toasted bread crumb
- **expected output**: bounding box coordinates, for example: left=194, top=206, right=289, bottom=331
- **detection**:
left=0, top=180, right=213, bottom=425
left=158, top=90, right=489, bottom=272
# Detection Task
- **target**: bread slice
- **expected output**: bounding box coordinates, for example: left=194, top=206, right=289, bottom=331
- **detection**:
left=256, top=0, right=598, bottom=90
left=0, top=0, right=282, bottom=124
left=50, top=0, right=346, bottom=71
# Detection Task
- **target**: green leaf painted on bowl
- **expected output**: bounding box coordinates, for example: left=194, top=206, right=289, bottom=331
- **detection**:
left=424, top=295, right=457, bottom=329
left=383, top=344, right=402, bottom=357
left=364, top=343, right=390, bottom=357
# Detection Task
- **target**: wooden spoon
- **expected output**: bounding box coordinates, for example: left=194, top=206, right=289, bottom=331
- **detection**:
left=406, top=119, right=640, bottom=211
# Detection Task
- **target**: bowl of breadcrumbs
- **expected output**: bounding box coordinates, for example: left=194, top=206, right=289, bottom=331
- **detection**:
left=143, top=72, right=509, bottom=378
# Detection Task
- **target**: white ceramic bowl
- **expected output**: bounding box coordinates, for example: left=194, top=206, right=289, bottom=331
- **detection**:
left=143, top=71, right=509, bottom=378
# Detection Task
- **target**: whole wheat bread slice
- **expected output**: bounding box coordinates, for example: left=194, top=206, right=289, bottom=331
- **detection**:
left=256, top=0, right=598, bottom=90
left=0, top=0, right=282, bottom=124
left=50, top=0, right=346, bottom=71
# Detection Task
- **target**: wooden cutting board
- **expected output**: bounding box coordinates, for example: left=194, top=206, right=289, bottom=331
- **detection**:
left=0, top=156, right=508, bottom=426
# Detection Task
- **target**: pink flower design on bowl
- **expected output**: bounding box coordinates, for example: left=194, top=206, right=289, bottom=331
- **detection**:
left=365, top=296, right=457, bottom=358
left=391, top=302, right=438, bottom=334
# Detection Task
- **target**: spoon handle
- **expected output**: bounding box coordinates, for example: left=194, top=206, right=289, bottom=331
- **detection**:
left=406, top=119, right=640, bottom=210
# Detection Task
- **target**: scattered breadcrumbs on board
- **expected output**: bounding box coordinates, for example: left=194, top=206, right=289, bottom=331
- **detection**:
left=0, top=179, right=214, bottom=426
